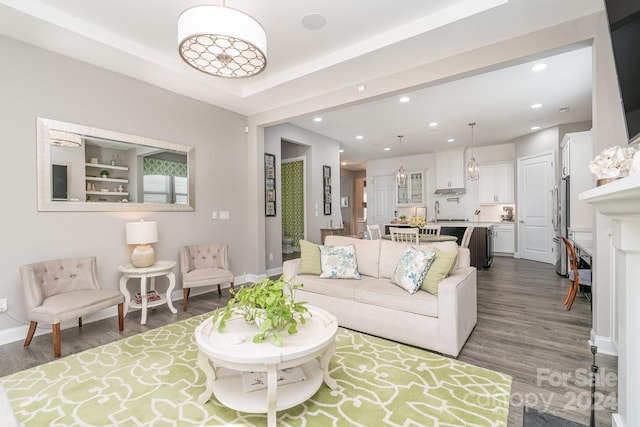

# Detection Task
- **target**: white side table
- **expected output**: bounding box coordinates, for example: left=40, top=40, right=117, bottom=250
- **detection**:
left=118, top=260, right=177, bottom=325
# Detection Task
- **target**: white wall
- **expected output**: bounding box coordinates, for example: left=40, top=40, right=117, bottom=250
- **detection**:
left=263, top=124, right=341, bottom=270
left=0, top=36, right=250, bottom=335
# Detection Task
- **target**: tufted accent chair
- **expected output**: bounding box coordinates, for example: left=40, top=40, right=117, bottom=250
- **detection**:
left=20, top=256, right=124, bottom=358
left=180, top=244, right=234, bottom=311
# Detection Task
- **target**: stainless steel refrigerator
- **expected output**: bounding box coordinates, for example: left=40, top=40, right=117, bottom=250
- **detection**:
left=554, top=176, right=569, bottom=276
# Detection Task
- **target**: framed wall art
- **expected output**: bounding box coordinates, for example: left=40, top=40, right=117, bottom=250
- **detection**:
left=264, top=153, right=276, bottom=217
left=323, top=165, right=331, bottom=215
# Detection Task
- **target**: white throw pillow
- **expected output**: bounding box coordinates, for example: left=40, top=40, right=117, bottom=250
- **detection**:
left=391, top=247, right=436, bottom=294
left=319, top=244, right=362, bottom=279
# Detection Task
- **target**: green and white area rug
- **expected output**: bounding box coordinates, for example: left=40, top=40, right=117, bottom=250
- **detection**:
left=2, top=314, right=511, bottom=426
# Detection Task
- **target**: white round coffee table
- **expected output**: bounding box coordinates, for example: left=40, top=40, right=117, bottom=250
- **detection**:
left=194, top=305, right=338, bottom=427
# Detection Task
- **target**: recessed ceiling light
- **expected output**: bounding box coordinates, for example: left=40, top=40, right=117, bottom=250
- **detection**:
left=341, top=161, right=347, bottom=165
left=313, top=117, right=323, bottom=122
left=384, top=147, right=391, bottom=151
left=531, top=63, right=547, bottom=72
left=429, top=122, right=438, bottom=127
left=357, top=84, right=366, bottom=92
left=447, top=138, right=455, bottom=143
left=399, top=96, right=410, bottom=103
left=339, top=149, right=344, bottom=153
left=356, top=135, right=363, bottom=140
left=531, top=126, right=540, bottom=130
left=530, top=103, right=543, bottom=109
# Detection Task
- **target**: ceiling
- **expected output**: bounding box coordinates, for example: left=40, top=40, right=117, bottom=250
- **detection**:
left=0, top=0, right=602, bottom=170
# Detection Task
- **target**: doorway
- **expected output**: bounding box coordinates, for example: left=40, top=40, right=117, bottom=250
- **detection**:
left=281, top=157, right=305, bottom=260
left=517, top=151, right=555, bottom=264
left=370, top=175, right=396, bottom=229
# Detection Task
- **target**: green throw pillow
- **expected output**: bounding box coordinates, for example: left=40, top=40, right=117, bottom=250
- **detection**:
left=298, top=240, right=321, bottom=275
left=421, top=247, right=458, bottom=295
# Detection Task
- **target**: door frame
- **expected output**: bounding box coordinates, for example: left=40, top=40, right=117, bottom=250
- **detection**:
left=516, top=150, right=556, bottom=263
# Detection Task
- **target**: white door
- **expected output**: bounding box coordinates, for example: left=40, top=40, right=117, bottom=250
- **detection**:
left=371, top=175, right=396, bottom=229
left=517, top=152, right=555, bottom=263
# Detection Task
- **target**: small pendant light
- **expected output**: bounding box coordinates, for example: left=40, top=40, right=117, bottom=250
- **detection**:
left=467, top=122, right=479, bottom=181
left=396, top=135, right=407, bottom=185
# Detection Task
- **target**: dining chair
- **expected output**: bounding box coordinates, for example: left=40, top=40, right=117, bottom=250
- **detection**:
left=367, top=224, right=382, bottom=240
left=460, top=226, right=475, bottom=248
left=561, top=237, right=592, bottom=310
left=421, top=224, right=441, bottom=236
left=390, top=227, right=420, bottom=244
left=20, top=256, right=124, bottom=358
left=180, top=243, right=234, bottom=311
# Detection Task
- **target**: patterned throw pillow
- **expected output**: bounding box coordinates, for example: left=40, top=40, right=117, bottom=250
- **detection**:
left=298, top=240, right=321, bottom=275
left=391, top=247, right=436, bottom=294
left=319, top=244, right=362, bottom=279
left=421, top=247, right=458, bottom=295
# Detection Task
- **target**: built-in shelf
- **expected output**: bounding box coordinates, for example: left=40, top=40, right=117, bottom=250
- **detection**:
left=86, top=191, right=129, bottom=196
left=85, top=176, right=128, bottom=183
left=85, top=161, right=129, bottom=200
left=85, top=162, right=129, bottom=171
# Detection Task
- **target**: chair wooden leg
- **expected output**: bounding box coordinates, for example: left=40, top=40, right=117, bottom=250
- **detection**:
left=24, top=321, right=37, bottom=347
left=566, top=275, right=580, bottom=310
left=52, top=323, right=61, bottom=358
left=183, top=288, right=190, bottom=311
left=217, top=284, right=222, bottom=296
left=118, top=303, right=124, bottom=331
left=78, top=317, right=83, bottom=328
left=230, top=281, right=235, bottom=292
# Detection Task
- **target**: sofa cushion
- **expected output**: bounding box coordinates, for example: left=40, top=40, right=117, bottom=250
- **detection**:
left=355, top=280, right=438, bottom=317
left=293, top=274, right=375, bottom=300
left=319, top=244, right=361, bottom=279
left=324, top=236, right=381, bottom=277
left=379, top=240, right=461, bottom=278
left=298, top=240, right=321, bottom=275
left=421, top=248, right=458, bottom=295
left=391, top=247, right=436, bottom=294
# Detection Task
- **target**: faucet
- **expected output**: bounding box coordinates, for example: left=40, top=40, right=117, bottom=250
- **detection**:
left=434, top=201, right=440, bottom=223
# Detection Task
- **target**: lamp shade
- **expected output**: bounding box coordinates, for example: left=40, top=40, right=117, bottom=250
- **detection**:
left=50, top=130, right=82, bottom=147
left=126, top=221, right=158, bottom=245
left=178, top=5, right=267, bottom=78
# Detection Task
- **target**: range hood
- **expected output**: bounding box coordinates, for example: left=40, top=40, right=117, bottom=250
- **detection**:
left=435, top=188, right=466, bottom=195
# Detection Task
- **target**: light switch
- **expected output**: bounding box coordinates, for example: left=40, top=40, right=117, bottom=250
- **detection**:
left=220, top=211, right=230, bottom=220
left=211, top=211, right=218, bottom=219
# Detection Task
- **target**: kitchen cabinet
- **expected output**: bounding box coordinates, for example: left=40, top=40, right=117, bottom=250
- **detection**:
left=435, top=149, right=465, bottom=189
left=478, top=162, right=514, bottom=204
left=493, top=223, right=515, bottom=254
left=560, top=131, right=593, bottom=230
left=396, top=171, right=424, bottom=205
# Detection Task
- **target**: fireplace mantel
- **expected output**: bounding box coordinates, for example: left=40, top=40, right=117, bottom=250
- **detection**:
left=581, top=174, right=640, bottom=427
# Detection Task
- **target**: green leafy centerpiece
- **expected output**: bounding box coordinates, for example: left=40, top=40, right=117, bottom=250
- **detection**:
left=211, top=276, right=310, bottom=346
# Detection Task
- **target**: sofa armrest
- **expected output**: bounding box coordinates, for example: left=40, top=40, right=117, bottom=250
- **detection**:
left=436, top=266, right=477, bottom=356
left=283, top=258, right=301, bottom=282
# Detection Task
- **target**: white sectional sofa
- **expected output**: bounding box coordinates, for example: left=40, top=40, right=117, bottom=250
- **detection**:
left=282, top=235, right=477, bottom=357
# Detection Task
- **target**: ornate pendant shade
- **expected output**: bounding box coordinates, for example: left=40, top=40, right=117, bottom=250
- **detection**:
left=50, top=130, right=82, bottom=147
left=396, top=135, right=407, bottom=185
left=178, top=4, right=267, bottom=78
left=467, top=122, right=479, bottom=181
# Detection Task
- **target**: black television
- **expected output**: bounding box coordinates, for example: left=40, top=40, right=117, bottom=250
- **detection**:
left=605, top=0, right=640, bottom=145
left=52, top=164, right=68, bottom=200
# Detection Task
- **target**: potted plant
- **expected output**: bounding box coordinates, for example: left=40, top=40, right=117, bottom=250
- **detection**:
left=211, top=275, right=310, bottom=346
left=100, top=170, right=110, bottom=178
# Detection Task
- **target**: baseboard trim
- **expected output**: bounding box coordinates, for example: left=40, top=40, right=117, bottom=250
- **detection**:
left=266, top=267, right=283, bottom=277
left=590, top=329, right=618, bottom=356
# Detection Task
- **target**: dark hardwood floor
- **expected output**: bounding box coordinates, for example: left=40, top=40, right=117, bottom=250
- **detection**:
left=0, top=256, right=616, bottom=427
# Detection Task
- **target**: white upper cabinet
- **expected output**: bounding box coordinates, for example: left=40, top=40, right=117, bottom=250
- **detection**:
left=479, top=162, right=514, bottom=204
left=435, top=149, right=465, bottom=189
left=397, top=171, right=424, bottom=205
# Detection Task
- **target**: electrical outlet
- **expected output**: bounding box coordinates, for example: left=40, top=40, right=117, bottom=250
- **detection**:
left=0, top=298, right=7, bottom=313
left=269, top=253, right=273, bottom=261
left=211, top=211, right=218, bottom=219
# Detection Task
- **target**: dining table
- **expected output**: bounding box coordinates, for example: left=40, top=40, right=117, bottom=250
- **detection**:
left=381, top=234, right=458, bottom=243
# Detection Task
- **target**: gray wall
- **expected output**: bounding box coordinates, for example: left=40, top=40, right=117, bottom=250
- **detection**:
left=0, top=36, right=250, bottom=335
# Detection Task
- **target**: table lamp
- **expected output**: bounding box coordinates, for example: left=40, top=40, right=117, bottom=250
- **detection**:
left=126, top=220, right=158, bottom=267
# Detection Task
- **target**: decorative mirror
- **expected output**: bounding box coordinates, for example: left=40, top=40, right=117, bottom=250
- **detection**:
left=37, top=117, right=195, bottom=212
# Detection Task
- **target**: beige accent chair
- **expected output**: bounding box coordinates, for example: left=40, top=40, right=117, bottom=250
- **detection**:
left=390, top=227, right=420, bottom=244
left=180, top=244, right=234, bottom=311
left=20, top=257, right=124, bottom=358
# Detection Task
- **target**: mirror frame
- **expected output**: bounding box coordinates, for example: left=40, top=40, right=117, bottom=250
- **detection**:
left=37, top=117, right=195, bottom=212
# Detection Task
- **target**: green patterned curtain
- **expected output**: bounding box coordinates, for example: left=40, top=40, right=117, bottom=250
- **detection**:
left=143, top=158, right=187, bottom=177
left=282, top=161, right=304, bottom=247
